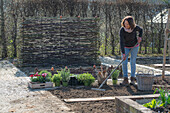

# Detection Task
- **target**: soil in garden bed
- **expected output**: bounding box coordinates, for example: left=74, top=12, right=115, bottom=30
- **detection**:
left=153, top=76, right=170, bottom=85
left=136, top=99, right=170, bottom=113
left=50, top=85, right=154, bottom=113
left=152, top=105, right=170, bottom=113
left=50, top=76, right=170, bottom=113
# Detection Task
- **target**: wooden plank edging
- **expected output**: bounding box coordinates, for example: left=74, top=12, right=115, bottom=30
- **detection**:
left=64, top=97, right=115, bottom=103
left=64, top=93, right=170, bottom=103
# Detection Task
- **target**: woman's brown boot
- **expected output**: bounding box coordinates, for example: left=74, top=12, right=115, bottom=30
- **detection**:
left=130, top=77, right=136, bottom=85
left=120, top=77, right=129, bottom=86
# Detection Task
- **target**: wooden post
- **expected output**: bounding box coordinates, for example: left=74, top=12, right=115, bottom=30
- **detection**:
left=162, top=9, right=170, bottom=79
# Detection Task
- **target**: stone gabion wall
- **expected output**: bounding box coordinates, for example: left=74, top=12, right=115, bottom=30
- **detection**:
left=21, top=17, right=100, bottom=67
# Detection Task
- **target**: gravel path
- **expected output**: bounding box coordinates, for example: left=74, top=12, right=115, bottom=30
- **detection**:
left=0, top=60, right=72, bottom=113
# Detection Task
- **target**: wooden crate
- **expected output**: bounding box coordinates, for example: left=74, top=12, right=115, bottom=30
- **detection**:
left=28, top=82, right=53, bottom=89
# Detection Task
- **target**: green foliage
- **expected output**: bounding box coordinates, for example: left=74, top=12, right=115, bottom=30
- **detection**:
left=30, top=71, right=52, bottom=83
left=143, top=88, right=170, bottom=109
left=51, top=74, right=62, bottom=83
left=52, top=74, right=62, bottom=86
left=143, top=99, right=163, bottom=109
left=111, top=70, right=120, bottom=80
left=99, top=43, right=105, bottom=56
left=30, top=75, right=51, bottom=83
left=39, top=70, right=52, bottom=82
left=79, top=73, right=95, bottom=86
left=31, top=77, right=38, bottom=82
left=37, top=75, right=46, bottom=83
left=39, top=70, right=52, bottom=77
left=162, top=0, right=170, bottom=5
left=76, top=74, right=84, bottom=84
left=59, top=68, right=70, bottom=82
left=154, top=88, right=170, bottom=107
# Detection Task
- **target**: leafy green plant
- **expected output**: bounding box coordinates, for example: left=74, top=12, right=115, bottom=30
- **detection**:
left=59, top=68, right=70, bottom=82
left=51, top=74, right=62, bottom=86
left=143, top=99, right=163, bottom=109
left=154, top=88, right=170, bottom=107
left=111, top=70, right=120, bottom=80
left=80, top=73, right=95, bottom=86
left=143, top=88, right=170, bottom=109
left=76, top=74, right=84, bottom=84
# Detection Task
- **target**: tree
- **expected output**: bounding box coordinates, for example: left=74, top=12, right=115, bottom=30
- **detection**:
left=1, top=0, right=7, bottom=58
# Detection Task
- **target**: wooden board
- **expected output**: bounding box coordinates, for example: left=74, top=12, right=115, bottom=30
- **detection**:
left=64, top=92, right=170, bottom=103
left=64, top=97, right=115, bottom=103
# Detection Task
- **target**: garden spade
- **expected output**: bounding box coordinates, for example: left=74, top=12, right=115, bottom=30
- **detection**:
left=91, top=43, right=138, bottom=91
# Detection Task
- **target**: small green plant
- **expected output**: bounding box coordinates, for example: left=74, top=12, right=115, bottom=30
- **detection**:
left=153, top=88, right=170, bottom=107
left=51, top=74, right=62, bottom=87
left=111, top=70, right=120, bottom=80
left=143, top=88, right=170, bottom=109
left=59, top=68, right=70, bottom=82
left=143, top=99, right=163, bottom=109
left=80, top=73, right=95, bottom=86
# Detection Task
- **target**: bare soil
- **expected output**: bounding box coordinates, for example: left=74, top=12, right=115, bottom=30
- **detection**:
left=50, top=76, right=170, bottom=113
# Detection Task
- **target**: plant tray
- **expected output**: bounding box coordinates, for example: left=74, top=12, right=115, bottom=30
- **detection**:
left=28, top=82, right=53, bottom=89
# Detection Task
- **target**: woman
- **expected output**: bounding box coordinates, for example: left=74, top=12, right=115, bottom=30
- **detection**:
left=119, top=16, right=143, bottom=85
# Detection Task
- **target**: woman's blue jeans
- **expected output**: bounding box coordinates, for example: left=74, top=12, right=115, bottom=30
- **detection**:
left=122, top=46, right=139, bottom=78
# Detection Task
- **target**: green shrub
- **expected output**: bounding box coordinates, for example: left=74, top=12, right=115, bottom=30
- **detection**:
left=80, top=73, right=95, bottom=86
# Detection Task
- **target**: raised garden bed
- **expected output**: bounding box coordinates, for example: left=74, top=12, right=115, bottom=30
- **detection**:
left=50, top=76, right=170, bottom=113
left=116, top=94, right=170, bottom=113
left=136, top=98, right=170, bottom=113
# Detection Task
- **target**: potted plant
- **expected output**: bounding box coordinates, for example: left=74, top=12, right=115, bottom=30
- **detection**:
left=111, top=70, right=120, bottom=85
left=81, top=73, right=95, bottom=86
left=76, top=74, right=84, bottom=85
left=59, top=67, right=70, bottom=87
left=29, top=71, right=53, bottom=89
left=51, top=74, right=62, bottom=87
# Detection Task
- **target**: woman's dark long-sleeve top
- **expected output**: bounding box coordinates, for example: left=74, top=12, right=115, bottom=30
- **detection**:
left=119, top=25, right=143, bottom=54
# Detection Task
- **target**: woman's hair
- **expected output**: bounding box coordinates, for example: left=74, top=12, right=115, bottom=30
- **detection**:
left=121, top=16, right=136, bottom=29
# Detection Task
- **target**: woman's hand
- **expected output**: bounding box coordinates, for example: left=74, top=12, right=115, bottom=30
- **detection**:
left=138, top=37, right=142, bottom=43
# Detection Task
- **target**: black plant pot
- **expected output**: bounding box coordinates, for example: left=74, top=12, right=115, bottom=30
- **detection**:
left=77, top=80, right=84, bottom=85
left=68, top=76, right=79, bottom=86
